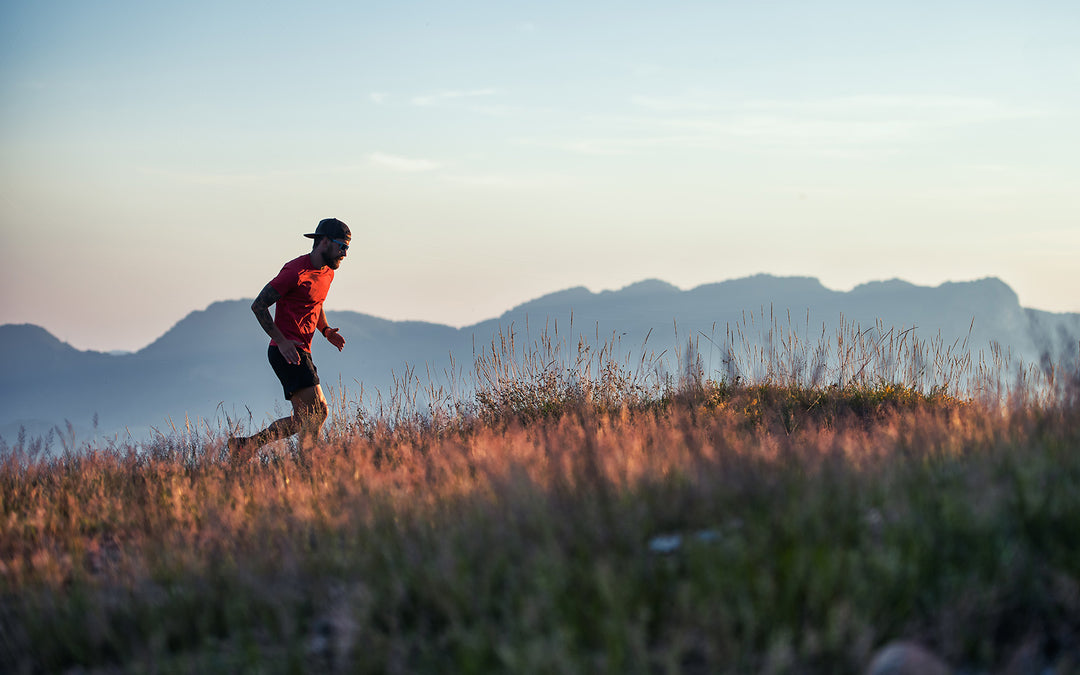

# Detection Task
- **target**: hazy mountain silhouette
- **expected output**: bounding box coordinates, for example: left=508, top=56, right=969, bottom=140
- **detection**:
left=2, top=275, right=1077, bottom=445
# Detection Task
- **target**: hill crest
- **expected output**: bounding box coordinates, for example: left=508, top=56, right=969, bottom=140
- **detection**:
left=2, top=274, right=1077, bottom=443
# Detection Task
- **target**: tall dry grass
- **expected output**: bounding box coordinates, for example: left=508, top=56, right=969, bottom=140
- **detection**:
left=1, top=319, right=1078, bottom=673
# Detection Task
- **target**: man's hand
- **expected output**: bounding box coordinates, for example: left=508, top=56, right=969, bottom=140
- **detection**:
left=277, top=340, right=302, bottom=365
left=324, top=327, right=345, bottom=351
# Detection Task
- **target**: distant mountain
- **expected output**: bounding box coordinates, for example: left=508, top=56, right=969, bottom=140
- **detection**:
left=2, top=275, right=1077, bottom=446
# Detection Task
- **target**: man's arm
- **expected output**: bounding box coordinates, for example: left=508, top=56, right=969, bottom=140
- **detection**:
left=318, top=306, right=346, bottom=351
left=251, top=284, right=301, bottom=364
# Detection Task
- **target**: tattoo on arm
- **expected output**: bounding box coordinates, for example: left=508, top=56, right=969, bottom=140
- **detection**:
left=251, top=284, right=281, bottom=338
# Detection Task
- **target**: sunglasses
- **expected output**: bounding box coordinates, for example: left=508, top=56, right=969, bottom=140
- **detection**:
left=329, top=238, right=350, bottom=252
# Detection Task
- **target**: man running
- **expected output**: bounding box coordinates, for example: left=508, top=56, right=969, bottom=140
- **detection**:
left=228, top=218, right=351, bottom=459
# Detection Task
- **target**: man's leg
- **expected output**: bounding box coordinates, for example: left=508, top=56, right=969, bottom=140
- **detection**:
left=229, top=385, right=329, bottom=459
left=288, top=384, right=330, bottom=441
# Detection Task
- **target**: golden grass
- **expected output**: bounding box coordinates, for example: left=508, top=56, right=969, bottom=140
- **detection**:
left=1, top=319, right=1077, bottom=673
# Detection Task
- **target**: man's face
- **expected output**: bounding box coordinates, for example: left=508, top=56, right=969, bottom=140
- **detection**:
left=324, top=237, right=350, bottom=269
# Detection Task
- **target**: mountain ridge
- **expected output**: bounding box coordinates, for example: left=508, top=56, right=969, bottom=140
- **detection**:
left=2, top=275, right=1077, bottom=445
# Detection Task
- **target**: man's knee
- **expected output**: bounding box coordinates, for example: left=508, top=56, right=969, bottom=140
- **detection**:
left=310, top=398, right=329, bottom=425
left=295, top=402, right=328, bottom=426
left=291, top=386, right=328, bottom=426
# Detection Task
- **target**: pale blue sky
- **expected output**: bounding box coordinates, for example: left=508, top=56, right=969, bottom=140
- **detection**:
left=2, top=1, right=1078, bottom=351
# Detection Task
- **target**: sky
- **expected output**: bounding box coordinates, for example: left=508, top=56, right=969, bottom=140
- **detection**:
left=2, top=1, right=1078, bottom=353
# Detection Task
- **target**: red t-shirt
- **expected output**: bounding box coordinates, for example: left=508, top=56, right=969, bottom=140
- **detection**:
left=268, top=254, right=334, bottom=353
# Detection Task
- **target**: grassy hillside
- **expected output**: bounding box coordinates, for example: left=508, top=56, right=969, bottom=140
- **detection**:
left=2, top=326, right=1078, bottom=674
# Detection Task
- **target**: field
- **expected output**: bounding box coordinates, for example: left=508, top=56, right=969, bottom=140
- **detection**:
left=2, top=323, right=1078, bottom=674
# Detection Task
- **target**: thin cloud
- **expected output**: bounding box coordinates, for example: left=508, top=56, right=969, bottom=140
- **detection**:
left=368, top=152, right=441, bottom=172
left=370, top=92, right=388, bottom=104
left=630, top=94, right=732, bottom=113
left=742, top=95, right=1048, bottom=123
left=411, top=89, right=497, bottom=107
left=441, top=173, right=549, bottom=189
left=543, top=93, right=1054, bottom=156
left=556, top=136, right=710, bottom=156
left=631, top=93, right=1048, bottom=126
left=133, top=164, right=372, bottom=185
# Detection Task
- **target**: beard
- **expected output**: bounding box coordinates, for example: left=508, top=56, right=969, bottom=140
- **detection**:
left=326, top=254, right=345, bottom=270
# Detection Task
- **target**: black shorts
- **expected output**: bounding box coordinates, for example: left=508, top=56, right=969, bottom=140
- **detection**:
left=268, top=344, right=320, bottom=400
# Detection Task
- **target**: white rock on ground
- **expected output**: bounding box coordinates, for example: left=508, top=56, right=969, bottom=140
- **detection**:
left=865, top=641, right=951, bottom=675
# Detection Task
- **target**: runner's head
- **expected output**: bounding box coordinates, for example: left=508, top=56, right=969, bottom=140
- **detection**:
left=305, top=218, right=351, bottom=244
left=305, top=218, right=351, bottom=269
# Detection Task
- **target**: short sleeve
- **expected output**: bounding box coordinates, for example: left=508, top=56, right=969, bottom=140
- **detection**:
left=268, top=260, right=300, bottom=296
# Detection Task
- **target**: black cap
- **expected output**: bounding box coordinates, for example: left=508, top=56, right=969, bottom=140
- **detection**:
left=303, top=218, right=351, bottom=240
